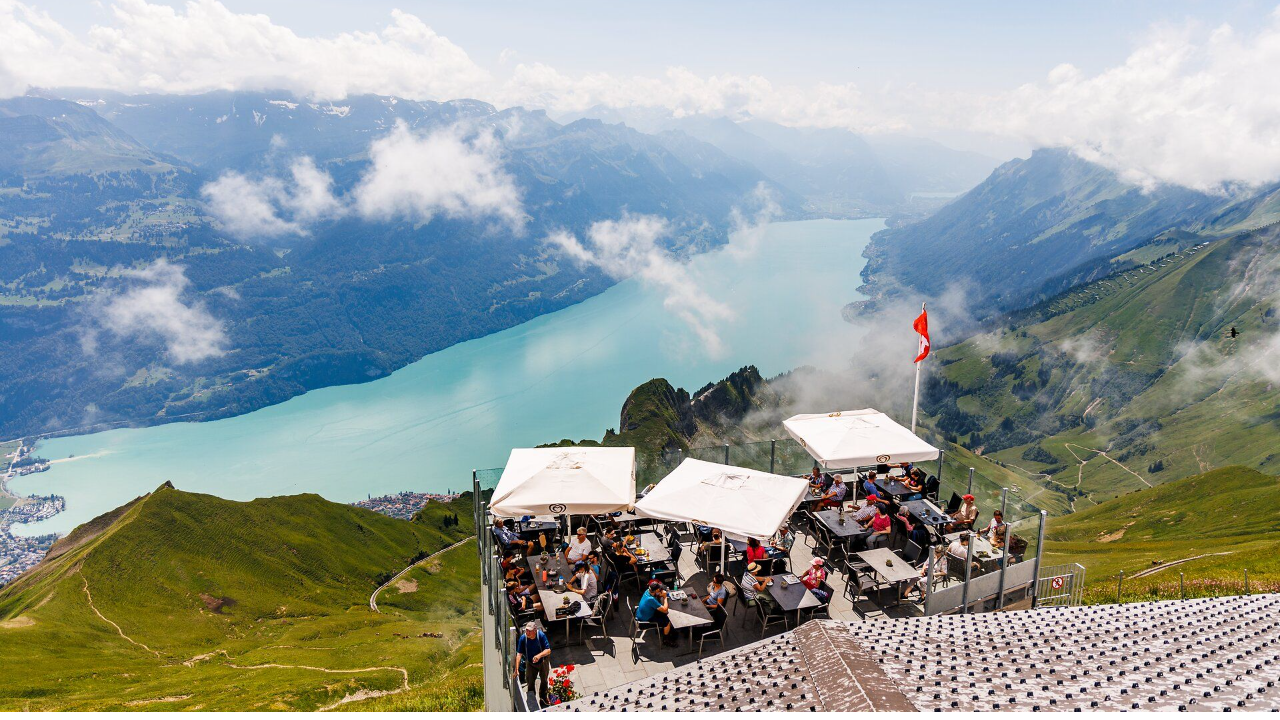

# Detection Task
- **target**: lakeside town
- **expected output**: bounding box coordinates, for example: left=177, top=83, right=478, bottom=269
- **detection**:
left=1, top=441, right=62, bottom=586
left=351, top=490, right=461, bottom=520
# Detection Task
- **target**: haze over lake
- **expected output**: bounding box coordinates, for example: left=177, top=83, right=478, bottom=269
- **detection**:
left=14, top=219, right=878, bottom=535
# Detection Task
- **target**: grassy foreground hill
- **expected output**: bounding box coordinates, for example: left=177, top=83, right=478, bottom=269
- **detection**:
left=0, top=484, right=481, bottom=711
left=1042, top=466, right=1280, bottom=603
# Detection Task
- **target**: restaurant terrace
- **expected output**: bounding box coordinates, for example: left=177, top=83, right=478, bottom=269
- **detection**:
left=473, top=410, right=1062, bottom=711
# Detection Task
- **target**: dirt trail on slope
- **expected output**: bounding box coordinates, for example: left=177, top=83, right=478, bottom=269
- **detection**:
left=80, top=569, right=161, bottom=657
left=370, top=536, right=474, bottom=613
left=1130, top=552, right=1235, bottom=579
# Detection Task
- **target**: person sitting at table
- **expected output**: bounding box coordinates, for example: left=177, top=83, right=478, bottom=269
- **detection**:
left=946, top=534, right=981, bottom=573
left=901, top=546, right=947, bottom=601
left=817, top=474, right=847, bottom=509
left=740, top=562, right=773, bottom=606
left=635, top=580, right=677, bottom=646
left=502, top=549, right=530, bottom=583
left=865, top=505, right=893, bottom=548
left=492, top=517, right=535, bottom=555
left=506, top=580, right=542, bottom=614
left=862, top=471, right=880, bottom=499
left=806, top=464, right=822, bottom=487
left=903, top=470, right=925, bottom=499
left=947, top=494, right=978, bottom=532
left=979, top=510, right=1005, bottom=538
left=744, top=537, right=769, bottom=564
left=769, top=525, right=795, bottom=558
left=608, top=539, right=639, bottom=573
left=585, top=550, right=603, bottom=580
left=698, top=528, right=724, bottom=556
left=852, top=495, right=880, bottom=524
left=800, top=557, right=829, bottom=601
left=704, top=573, right=729, bottom=621
left=693, top=523, right=715, bottom=541
left=567, top=560, right=598, bottom=603
left=564, top=527, right=593, bottom=564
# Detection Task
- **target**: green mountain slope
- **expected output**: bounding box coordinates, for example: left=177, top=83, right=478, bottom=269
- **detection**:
left=0, top=484, right=480, bottom=711
left=922, top=223, right=1280, bottom=511
left=0, top=97, right=178, bottom=178
left=1042, top=466, right=1280, bottom=602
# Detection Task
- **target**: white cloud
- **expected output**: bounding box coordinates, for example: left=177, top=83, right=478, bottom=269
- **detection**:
left=979, top=13, right=1280, bottom=191
left=547, top=214, right=733, bottom=356
left=352, top=120, right=524, bottom=229
left=0, top=0, right=487, bottom=101
left=725, top=182, right=781, bottom=259
left=94, top=259, right=227, bottom=364
left=6, top=0, right=1280, bottom=190
left=200, top=156, right=341, bottom=239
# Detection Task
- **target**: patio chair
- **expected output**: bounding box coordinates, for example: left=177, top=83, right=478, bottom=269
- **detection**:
left=626, top=596, right=657, bottom=662
left=755, top=598, right=788, bottom=638
left=579, top=592, right=612, bottom=642
left=696, top=624, right=724, bottom=660
left=903, top=540, right=923, bottom=565
left=945, top=492, right=962, bottom=513
left=924, top=476, right=940, bottom=502
left=844, top=573, right=868, bottom=618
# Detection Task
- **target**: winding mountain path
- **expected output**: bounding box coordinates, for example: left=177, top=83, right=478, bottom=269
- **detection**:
left=80, top=569, right=161, bottom=657
left=370, top=536, right=474, bottom=613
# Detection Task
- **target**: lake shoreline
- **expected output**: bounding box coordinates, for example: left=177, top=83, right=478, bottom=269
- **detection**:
left=14, top=219, right=883, bottom=537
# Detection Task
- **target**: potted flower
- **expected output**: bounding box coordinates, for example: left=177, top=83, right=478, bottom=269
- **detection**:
left=548, top=664, right=579, bottom=705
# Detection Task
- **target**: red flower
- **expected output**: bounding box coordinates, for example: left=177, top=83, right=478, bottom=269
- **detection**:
left=565, top=664, right=575, bottom=672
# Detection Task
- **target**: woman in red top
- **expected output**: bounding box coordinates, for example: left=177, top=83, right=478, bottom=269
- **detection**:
left=867, top=506, right=892, bottom=548
left=744, top=537, right=768, bottom=563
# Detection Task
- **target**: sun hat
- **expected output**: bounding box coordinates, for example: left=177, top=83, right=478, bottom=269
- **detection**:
left=747, top=562, right=761, bottom=573
left=810, top=557, right=824, bottom=566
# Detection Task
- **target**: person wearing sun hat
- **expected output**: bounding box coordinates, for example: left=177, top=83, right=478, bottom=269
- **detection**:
left=740, top=561, right=772, bottom=606
left=799, top=557, right=829, bottom=601
left=948, top=494, right=978, bottom=532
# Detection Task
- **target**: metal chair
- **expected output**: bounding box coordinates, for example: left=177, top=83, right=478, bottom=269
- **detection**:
left=626, top=596, right=656, bottom=663
left=755, top=598, right=788, bottom=638
left=844, top=572, right=868, bottom=618
left=579, top=592, right=612, bottom=642
left=903, top=540, right=923, bottom=565
left=696, top=624, right=724, bottom=660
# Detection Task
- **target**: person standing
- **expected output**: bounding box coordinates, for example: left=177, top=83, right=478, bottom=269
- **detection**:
left=513, top=621, right=552, bottom=707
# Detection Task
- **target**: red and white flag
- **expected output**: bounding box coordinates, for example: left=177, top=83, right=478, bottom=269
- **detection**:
left=913, top=308, right=930, bottom=363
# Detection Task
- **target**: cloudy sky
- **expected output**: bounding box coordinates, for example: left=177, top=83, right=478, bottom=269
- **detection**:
left=5, top=0, right=1280, bottom=189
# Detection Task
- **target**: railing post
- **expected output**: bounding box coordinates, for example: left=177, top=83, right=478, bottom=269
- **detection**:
left=966, top=467, right=974, bottom=495
left=1116, top=571, right=1125, bottom=603
left=723, top=443, right=730, bottom=465
left=960, top=531, right=975, bottom=614
left=995, top=489, right=1010, bottom=609
left=1030, top=511, right=1047, bottom=608
left=937, top=450, right=944, bottom=484
left=769, top=439, right=777, bottom=474
left=1180, top=572, right=1185, bottom=600
left=923, top=548, right=936, bottom=613
left=1245, top=569, right=1250, bottom=595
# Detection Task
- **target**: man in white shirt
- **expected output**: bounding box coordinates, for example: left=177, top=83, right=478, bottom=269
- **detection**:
left=565, top=527, right=592, bottom=564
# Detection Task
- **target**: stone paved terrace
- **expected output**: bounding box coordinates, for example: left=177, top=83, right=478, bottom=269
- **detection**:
left=549, top=594, right=1280, bottom=712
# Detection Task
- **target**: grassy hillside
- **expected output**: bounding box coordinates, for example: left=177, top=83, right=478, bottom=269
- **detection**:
left=922, top=224, right=1280, bottom=513
left=1042, top=466, right=1280, bottom=603
left=0, top=484, right=481, bottom=711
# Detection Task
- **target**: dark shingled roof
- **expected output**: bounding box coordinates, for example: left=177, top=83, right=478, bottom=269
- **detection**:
left=550, top=594, right=1280, bottom=712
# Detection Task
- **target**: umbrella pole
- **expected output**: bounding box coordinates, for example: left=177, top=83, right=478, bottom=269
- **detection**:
left=720, top=534, right=726, bottom=576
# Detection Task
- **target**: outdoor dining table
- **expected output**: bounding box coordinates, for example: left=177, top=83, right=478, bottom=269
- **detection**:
left=666, top=585, right=715, bottom=651
left=812, top=509, right=871, bottom=539
left=517, top=518, right=560, bottom=536
left=525, top=555, right=593, bottom=643
left=629, top=532, right=672, bottom=566
left=902, top=498, right=951, bottom=527
left=874, top=477, right=917, bottom=499
left=855, top=548, right=918, bottom=607
left=764, top=573, right=820, bottom=624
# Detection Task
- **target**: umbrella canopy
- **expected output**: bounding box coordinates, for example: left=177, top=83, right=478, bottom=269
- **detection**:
left=634, top=458, right=808, bottom=540
left=783, top=409, right=940, bottom=469
left=490, top=447, right=636, bottom=517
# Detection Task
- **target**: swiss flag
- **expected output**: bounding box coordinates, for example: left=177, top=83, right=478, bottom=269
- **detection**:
left=913, top=307, right=930, bottom=363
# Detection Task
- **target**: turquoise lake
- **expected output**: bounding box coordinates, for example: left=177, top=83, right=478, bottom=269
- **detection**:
left=13, top=218, right=880, bottom=535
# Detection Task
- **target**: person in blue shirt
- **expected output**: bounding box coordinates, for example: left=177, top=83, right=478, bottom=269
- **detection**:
left=861, top=471, right=880, bottom=499
left=492, top=517, right=534, bottom=555
left=635, top=580, right=676, bottom=646
left=513, top=621, right=552, bottom=707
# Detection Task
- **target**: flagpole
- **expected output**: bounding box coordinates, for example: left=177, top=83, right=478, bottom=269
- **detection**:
left=911, top=301, right=925, bottom=434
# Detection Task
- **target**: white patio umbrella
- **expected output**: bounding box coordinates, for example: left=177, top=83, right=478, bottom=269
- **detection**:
left=783, top=409, right=939, bottom=469
left=489, top=446, right=636, bottom=518
left=633, top=458, right=809, bottom=540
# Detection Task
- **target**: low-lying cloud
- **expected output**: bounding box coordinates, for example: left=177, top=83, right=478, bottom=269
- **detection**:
left=90, top=259, right=227, bottom=364
left=548, top=214, right=734, bottom=356
left=201, top=122, right=523, bottom=240
left=353, top=121, right=524, bottom=229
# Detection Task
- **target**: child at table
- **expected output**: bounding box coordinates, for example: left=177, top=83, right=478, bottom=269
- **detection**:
left=800, top=558, right=828, bottom=601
